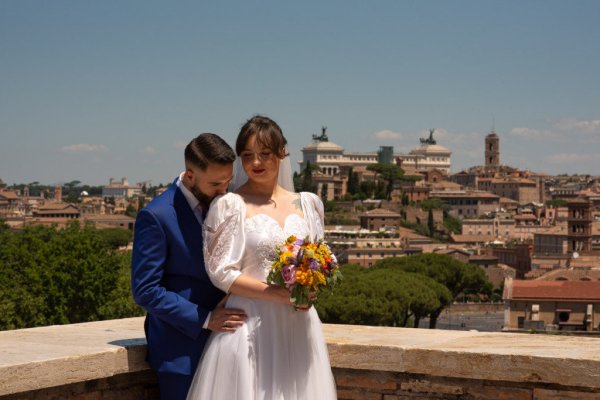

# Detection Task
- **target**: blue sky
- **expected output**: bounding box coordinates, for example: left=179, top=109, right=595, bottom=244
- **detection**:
left=1, top=0, right=599, bottom=186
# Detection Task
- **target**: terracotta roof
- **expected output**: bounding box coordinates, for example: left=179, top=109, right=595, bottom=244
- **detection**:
left=432, top=191, right=499, bottom=199
left=536, top=268, right=600, bottom=281
left=490, top=177, right=536, bottom=185
left=429, top=181, right=462, bottom=190
left=36, top=202, right=80, bottom=213
left=397, top=226, right=430, bottom=241
left=361, top=208, right=401, bottom=217
left=0, top=191, right=19, bottom=200
left=507, top=280, right=600, bottom=301
left=514, top=214, right=538, bottom=220
left=536, top=224, right=568, bottom=236
left=433, top=248, right=471, bottom=256
left=469, top=255, right=499, bottom=261
left=450, top=234, right=495, bottom=243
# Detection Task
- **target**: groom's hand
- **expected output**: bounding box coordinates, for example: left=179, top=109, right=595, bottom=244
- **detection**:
left=207, top=295, right=247, bottom=332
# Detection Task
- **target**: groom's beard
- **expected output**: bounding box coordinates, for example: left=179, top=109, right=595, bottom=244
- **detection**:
left=189, top=185, right=214, bottom=210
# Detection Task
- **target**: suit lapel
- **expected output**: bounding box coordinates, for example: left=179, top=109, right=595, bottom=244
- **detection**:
left=173, top=182, right=205, bottom=267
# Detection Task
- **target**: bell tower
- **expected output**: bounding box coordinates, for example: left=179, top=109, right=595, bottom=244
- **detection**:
left=485, top=130, right=500, bottom=171
left=54, top=185, right=62, bottom=202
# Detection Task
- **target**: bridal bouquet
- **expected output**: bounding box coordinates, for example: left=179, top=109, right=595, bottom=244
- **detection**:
left=267, top=235, right=342, bottom=307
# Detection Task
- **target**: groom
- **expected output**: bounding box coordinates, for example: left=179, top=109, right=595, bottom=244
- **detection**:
left=132, top=133, right=247, bottom=400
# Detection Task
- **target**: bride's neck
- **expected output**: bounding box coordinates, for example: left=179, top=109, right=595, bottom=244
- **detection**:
left=243, top=180, right=281, bottom=199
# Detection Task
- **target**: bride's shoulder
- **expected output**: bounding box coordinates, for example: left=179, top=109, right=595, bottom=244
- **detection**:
left=298, top=191, right=320, bottom=202
left=209, top=192, right=245, bottom=211
left=298, top=191, right=324, bottom=211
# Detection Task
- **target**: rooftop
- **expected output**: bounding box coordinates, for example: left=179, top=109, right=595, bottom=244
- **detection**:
left=505, top=279, right=600, bottom=301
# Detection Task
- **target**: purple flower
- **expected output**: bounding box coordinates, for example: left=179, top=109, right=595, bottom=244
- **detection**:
left=285, top=256, right=297, bottom=265
left=281, top=265, right=297, bottom=287
left=310, top=259, right=319, bottom=271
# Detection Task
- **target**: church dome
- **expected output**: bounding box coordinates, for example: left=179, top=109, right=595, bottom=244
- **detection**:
left=411, top=143, right=451, bottom=155
left=302, top=141, right=344, bottom=152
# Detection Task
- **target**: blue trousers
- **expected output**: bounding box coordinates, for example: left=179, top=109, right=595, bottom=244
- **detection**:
left=157, top=372, right=194, bottom=400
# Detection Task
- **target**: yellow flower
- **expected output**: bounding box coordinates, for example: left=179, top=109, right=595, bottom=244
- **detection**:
left=279, top=250, right=294, bottom=264
left=314, top=270, right=326, bottom=286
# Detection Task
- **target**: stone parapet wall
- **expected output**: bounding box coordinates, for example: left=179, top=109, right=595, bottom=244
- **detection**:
left=1, top=370, right=158, bottom=400
left=2, top=318, right=600, bottom=399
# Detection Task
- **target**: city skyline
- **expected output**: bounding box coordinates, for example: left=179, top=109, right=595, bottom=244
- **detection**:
left=2, top=1, right=600, bottom=186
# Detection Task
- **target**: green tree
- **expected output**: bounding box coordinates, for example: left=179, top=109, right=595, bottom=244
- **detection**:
left=443, top=214, right=462, bottom=234
left=366, top=163, right=405, bottom=200
left=96, top=228, right=133, bottom=249
left=316, top=264, right=452, bottom=328
left=347, top=167, right=360, bottom=195
left=420, top=197, right=446, bottom=211
left=125, top=203, right=137, bottom=218
left=300, top=161, right=320, bottom=193
left=427, top=209, right=435, bottom=236
left=320, top=183, right=328, bottom=201
left=0, top=222, right=143, bottom=330
left=360, top=180, right=377, bottom=199
left=373, top=253, right=489, bottom=328
left=546, top=199, right=569, bottom=208
left=401, top=193, right=409, bottom=206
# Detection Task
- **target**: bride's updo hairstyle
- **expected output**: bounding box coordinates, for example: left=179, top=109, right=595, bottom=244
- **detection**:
left=236, top=115, right=290, bottom=159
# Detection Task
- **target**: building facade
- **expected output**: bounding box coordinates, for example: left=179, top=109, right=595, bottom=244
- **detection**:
left=504, top=279, right=600, bottom=332
left=300, top=128, right=452, bottom=200
left=102, top=178, right=142, bottom=199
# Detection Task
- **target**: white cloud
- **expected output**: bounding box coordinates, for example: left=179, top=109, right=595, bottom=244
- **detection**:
left=373, top=130, right=402, bottom=140
left=510, top=127, right=555, bottom=139
left=141, top=146, right=157, bottom=154
left=555, top=118, right=600, bottom=133
left=62, top=144, right=108, bottom=153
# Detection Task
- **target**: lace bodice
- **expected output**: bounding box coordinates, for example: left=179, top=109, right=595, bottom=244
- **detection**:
left=243, top=213, right=310, bottom=281
left=203, top=192, right=324, bottom=293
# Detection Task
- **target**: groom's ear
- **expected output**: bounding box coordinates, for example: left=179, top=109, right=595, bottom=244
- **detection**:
left=184, top=168, right=194, bottom=182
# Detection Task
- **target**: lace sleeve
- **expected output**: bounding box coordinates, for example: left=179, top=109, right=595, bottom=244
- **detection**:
left=203, top=193, right=245, bottom=293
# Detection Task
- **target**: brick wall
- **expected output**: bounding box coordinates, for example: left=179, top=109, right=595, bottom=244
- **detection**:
left=334, top=368, right=600, bottom=400
left=5, top=368, right=600, bottom=400
left=1, top=371, right=158, bottom=400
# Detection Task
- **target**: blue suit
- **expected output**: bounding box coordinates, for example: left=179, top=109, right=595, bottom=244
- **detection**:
left=131, top=178, right=225, bottom=399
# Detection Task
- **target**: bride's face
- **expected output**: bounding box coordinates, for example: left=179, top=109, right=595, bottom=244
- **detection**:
left=240, top=134, right=281, bottom=185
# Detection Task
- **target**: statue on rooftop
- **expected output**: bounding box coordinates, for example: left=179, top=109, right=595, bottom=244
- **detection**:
left=312, top=126, right=329, bottom=142
left=420, top=128, right=437, bottom=145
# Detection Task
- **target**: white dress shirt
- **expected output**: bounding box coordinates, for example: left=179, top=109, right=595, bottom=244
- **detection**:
left=176, top=172, right=211, bottom=329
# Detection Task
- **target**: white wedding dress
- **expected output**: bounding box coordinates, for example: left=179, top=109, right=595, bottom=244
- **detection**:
left=187, top=192, right=337, bottom=400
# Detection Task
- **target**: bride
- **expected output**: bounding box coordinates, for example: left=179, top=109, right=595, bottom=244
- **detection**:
left=186, top=115, right=337, bottom=399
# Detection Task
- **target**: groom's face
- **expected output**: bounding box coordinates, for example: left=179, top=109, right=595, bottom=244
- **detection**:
left=184, top=162, right=234, bottom=207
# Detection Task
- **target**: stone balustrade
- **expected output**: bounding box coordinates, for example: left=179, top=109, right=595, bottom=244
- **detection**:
left=1, top=317, right=600, bottom=399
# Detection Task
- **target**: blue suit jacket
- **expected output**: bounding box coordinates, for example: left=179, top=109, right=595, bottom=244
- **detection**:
left=131, top=178, right=225, bottom=375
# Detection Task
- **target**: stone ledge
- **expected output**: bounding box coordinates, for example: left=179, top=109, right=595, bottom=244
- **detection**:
left=2, top=317, right=600, bottom=396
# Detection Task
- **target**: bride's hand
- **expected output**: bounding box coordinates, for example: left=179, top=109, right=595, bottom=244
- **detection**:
left=293, top=292, right=315, bottom=312
left=293, top=304, right=311, bottom=312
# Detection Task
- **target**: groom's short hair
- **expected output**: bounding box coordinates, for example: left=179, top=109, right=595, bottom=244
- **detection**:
left=185, top=133, right=236, bottom=170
